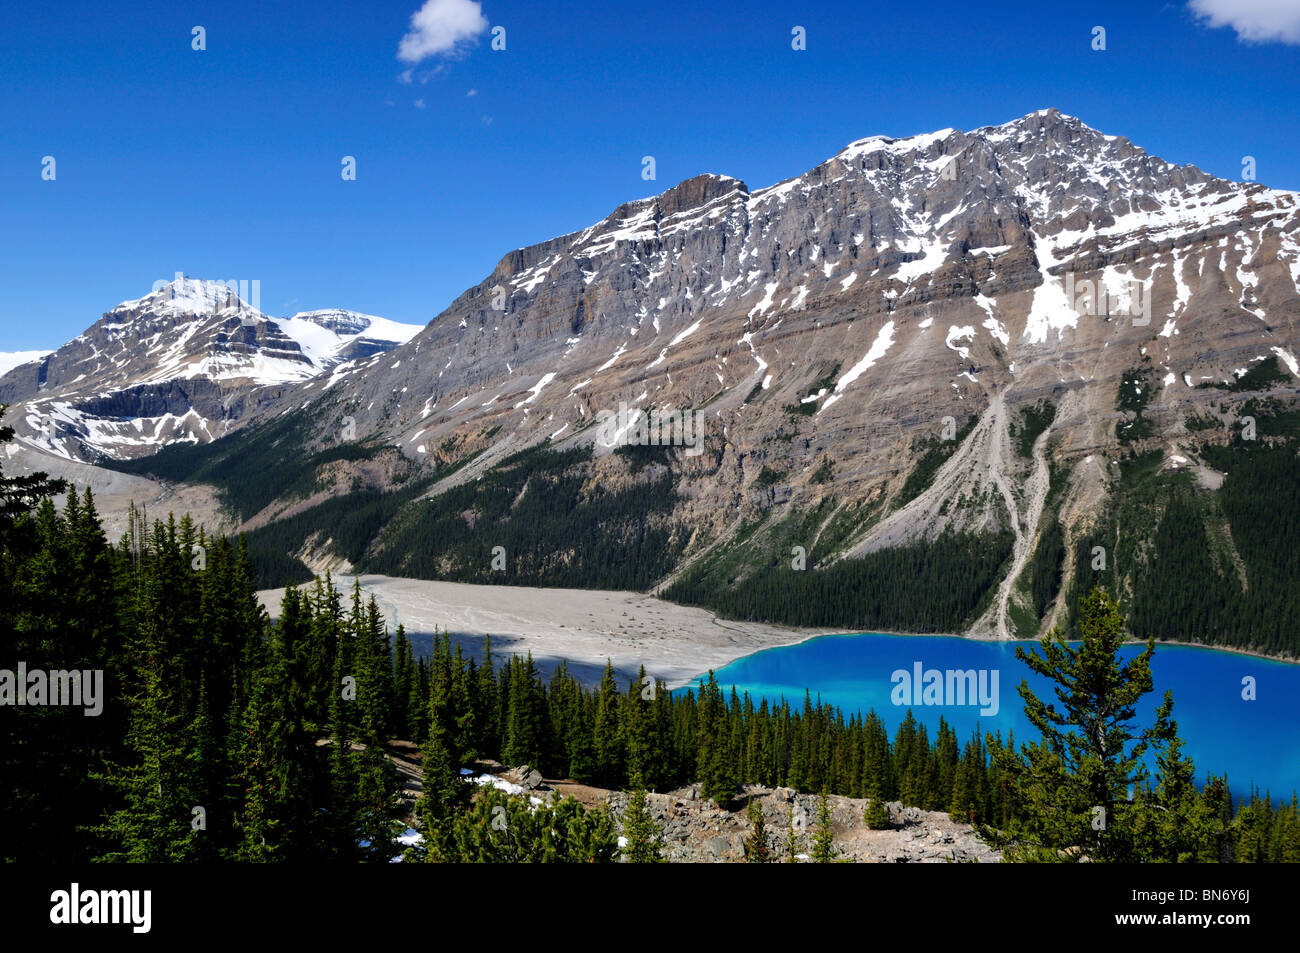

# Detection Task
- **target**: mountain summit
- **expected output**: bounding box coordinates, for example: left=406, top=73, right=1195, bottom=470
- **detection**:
left=0, top=276, right=420, bottom=459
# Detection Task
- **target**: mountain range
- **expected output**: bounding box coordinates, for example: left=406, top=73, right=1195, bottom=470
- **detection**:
left=5, top=108, right=1299, bottom=655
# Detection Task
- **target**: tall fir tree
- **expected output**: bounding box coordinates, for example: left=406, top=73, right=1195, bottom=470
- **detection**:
left=996, top=587, right=1178, bottom=862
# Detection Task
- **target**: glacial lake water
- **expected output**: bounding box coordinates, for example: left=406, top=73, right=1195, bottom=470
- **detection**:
left=689, top=633, right=1300, bottom=800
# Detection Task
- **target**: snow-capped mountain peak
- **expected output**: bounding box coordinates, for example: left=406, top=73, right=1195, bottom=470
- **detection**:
left=114, top=276, right=266, bottom=320
left=0, top=280, right=423, bottom=461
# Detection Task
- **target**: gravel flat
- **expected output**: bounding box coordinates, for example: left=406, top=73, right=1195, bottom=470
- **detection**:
left=258, top=573, right=836, bottom=689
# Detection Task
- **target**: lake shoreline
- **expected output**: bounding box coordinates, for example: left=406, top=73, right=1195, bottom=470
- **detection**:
left=690, top=628, right=1300, bottom=800
left=257, top=574, right=1298, bottom=695
left=697, top=625, right=1300, bottom=687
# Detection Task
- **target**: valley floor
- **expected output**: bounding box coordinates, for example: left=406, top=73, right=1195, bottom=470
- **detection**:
left=256, top=575, right=1300, bottom=689
left=257, top=573, right=841, bottom=688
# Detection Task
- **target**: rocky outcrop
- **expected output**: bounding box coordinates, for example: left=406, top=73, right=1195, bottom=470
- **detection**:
left=605, top=785, right=1001, bottom=863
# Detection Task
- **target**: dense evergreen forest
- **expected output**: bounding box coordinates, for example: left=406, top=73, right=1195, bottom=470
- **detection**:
left=4, top=407, right=1298, bottom=862
left=112, top=426, right=685, bottom=594
left=1067, top=437, right=1300, bottom=657
left=666, top=529, right=1014, bottom=633
left=366, top=444, right=684, bottom=589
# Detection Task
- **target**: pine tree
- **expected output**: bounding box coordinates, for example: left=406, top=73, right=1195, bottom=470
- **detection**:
left=998, top=587, right=1179, bottom=862
left=392, top=625, right=413, bottom=738
left=592, top=661, right=624, bottom=786
left=623, top=665, right=654, bottom=790
left=503, top=654, right=544, bottom=768
left=1142, top=733, right=1217, bottom=862
left=229, top=691, right=281, bottom=862
left=743, top=798, right=770, bottom=862
left=184, top=680, right=224, bottom=861
left=95, top=521, right=200, bottom=862
left=811, top=792, right=838, bottom=862
left=473, top=635, right=498, bottom=758
left=325, top=621, right=361, bottom=858
left=620, top=789, right=663, bottom=862
left=695, top=672, right=736, bottom=806
left=864, top=792, right=892, bottom=830
left=417, top=635, right=469, bottom=861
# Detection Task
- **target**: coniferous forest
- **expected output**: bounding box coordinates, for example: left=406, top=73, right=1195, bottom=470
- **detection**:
left=3, top=412, right=1298, bottom=863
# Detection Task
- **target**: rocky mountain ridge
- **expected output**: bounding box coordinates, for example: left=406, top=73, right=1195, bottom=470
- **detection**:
left=10, top=109, right=1300, bottom=647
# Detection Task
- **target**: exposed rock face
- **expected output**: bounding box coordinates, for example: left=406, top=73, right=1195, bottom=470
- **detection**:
left=225, top=109, right=1299, bottom=634
left=298, top=110, right=1298, bottom=483
left=606, top=786, right=1001, bottom=863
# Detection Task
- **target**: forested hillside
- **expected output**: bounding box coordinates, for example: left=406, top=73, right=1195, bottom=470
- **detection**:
left=4, top=412, right=1299, bottom=863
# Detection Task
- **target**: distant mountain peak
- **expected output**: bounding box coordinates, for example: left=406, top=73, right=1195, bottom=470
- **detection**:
left=0, top=280, right=421, bottom=461
left=276, top=309, right=422, bottom=369
left=114, top=275, right=265, bottom=319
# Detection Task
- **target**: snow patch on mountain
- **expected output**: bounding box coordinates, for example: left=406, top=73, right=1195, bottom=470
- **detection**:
left=276, top=310, right=422, bottom=368
left=0, top=351, right=52, bottom=376
left=822, top=320, right=896, bottom=412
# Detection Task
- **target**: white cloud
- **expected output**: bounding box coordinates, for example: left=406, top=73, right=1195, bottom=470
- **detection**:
left=466, top=88, right=478, bottom=97
left=398, top=0, right=489, bottom=63
left=1188, top=0, right=1300, bottom=45
left=414, top=98, right=426, bottom=109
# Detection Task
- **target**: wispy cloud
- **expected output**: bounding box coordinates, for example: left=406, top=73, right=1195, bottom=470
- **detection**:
left=466, top=88, right=478, bottom=97
left=1188, top=0, right=1300, bottom=45
left=414, top=98, right=427, bottom=109
left=398, top=0, right=489, bottom=63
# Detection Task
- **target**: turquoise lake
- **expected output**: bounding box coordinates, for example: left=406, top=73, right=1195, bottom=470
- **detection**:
left=689, top=633, right=1300, bottom=800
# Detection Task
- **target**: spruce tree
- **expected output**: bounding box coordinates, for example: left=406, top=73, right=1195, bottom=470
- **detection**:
left=864, top=792, right=892, bottom=830
left=811, top=792, right=838, bottom=862
left=695, top=672, right=736, bottom=807
left=743, top=798, right=770, bottom=862
left=417, top=634, right=469, bottom=861
left=229, top=690, right=281, bottom=862
left=997, top=587, right=1178, bottom=862
left=392, top=625, right=413, bottom=738
left=592, top=661, right=624, bottom=785
left=620, top=788, right=664, bottom=862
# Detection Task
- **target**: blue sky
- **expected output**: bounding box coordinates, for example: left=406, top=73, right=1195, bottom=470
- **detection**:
left=3, top=0, right=1299, bottom=350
